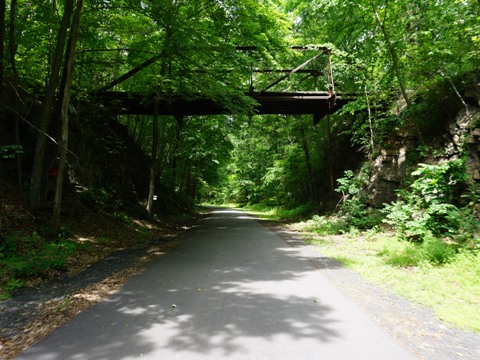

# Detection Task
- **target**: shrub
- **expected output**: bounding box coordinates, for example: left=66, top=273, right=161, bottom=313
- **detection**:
left=421, top=235, right=456, bottom=265
left=410, top=160, right=467, bottom=206
left=335, top=167, right=385, bottom=230
left=383, top=159, right=476, bottom=244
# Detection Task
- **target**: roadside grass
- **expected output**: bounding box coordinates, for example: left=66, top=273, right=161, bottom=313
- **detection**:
left=297, top=227, right=480, bottom=332
left=248, top=207, right=480, bottom=332
left=241, top=203, right=315, bottom=221
left=200, top=202, right=316, bottom=221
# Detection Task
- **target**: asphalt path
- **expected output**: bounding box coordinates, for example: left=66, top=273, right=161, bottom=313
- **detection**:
left=16, top=208, right=415, bottom=360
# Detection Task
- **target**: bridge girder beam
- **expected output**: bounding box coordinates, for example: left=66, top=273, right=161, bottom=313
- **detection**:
left=94, top=91, right=351, bottom=124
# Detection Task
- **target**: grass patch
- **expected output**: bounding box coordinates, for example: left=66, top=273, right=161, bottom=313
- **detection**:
left=290, top=222, right=480, bottom=332
left=240, top=203, right=279, bottom=220
left=241, top=203, right=315, bottom=221
left=293, top=215, right=348, bottom=235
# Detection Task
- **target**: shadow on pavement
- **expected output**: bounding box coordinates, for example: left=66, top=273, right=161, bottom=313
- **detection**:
left=16, top=209, right=365, bottom=359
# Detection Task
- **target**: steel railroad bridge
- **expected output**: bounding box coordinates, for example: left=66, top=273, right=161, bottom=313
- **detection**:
left=93, top=46, right=352, bottom=124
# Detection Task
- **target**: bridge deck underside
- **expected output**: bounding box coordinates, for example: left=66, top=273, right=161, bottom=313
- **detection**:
left=96, top=92, right=350, bottom=119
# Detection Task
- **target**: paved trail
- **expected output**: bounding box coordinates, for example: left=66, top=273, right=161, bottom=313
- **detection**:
left=16, top=208, right=415, bottom=359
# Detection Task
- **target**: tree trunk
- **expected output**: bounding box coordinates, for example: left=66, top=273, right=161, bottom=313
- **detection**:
left=178, top=159, right=190, bottom=201
left=29, top=0, right=74, bottom=212
left=185, top=163, right=192, bottom=206
left=146, top=99, right=160, bottom=215
left=300, top=126, right=316, bottom=201
left=156, top=115, right=168, bottom=178
left=14, top=105, right=22, bottom=188
left=364, top=84, right=375, bottom=155
left=369, top=1, right=409, bottom=106
left=8, top=0, right=17, bottom=80
left=146, top=49, right=170, bottom=215
left=0, top=0, right=5, bottom=84
left=51, top=0, right=83, bottom=233
left=326, top=116, right=334, bottom=194
left=171, top=118, right=182, bottom=193
left=46, top=0, right=57, bottom=86
left=8, top=0, right=22, bottom=189
left=369, top=0, right=424, bottom=144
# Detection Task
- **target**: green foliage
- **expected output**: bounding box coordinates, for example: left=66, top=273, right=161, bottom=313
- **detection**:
left=0, top=145, right=24, bottom=159
left=2, top=278, right=24, bottom=298
left=212, top=113, right=342, bottom=208
left=421, top=235, right=457, bottom=265
left=112, top=211, right=149, bottom=238
left=80, top=187, right=123, bottom=212
left=465, top=182, right=480, bottom=209
left=405, top=144, right=438, bottom=165
left=243, top=202, right=315, bottom=221
left=335, top=167, right=385, bottom=230
left=380, top=241, right=424, bottom=267
left=380, top=233, right=457, bottom=267
left=0, top=231, right=78, bottom=297
left=383, top=159, right=477, bottom=244
left=293, top=222, right=480, bottom=330
left=274, top=203, right=316, bottom=220
left=410, top=160, right=468, bottom=204
left=307, top=215, right=348, bottom=235
left=103, top=135, right=128, bottom=156
left=136, top=227, right=150, bottom=239
left=384, top=201, right=475, bottom=243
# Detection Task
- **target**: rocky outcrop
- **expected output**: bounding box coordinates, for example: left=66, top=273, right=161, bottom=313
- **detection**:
left=367, top=106, right=480, bottom=207
left=447, top=108, right=480, bottom=181
left=366, top=131, right=416, bottom=206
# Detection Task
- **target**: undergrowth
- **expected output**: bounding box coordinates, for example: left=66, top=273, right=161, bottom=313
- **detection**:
left=302, top=230, right=480, bottom=332
left=0, top=230, right=79, bottom=298
left=0, top=199, right=154, bottom=299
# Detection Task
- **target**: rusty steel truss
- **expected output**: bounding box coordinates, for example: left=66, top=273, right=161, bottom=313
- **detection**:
left=94, top=47, right=350, bottom=124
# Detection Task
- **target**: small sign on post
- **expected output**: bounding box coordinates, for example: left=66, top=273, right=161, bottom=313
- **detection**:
left=153, top=195, right=158, bottom=201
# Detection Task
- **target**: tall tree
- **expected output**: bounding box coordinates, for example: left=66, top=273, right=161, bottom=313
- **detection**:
left=300, top=125, right=316, bottom=200
left=8, top=0, right=21, bottom=189
left=51, top=0, right=83, bottom=233
left=0, top=0, right=5, bottom=84
left=368, top=0, right=424, bottom=143
left=29, top=0, right=75, bottom=212
left=146, top=98, right=160, bottom=215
